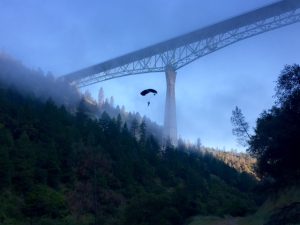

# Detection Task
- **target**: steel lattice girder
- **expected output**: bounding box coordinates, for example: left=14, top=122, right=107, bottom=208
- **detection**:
left=62, top=0, right=300, bottom=88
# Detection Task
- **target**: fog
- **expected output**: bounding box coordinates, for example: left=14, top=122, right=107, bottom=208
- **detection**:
left=1, top=0, right=300, bottom=150
left=0, top=53, right=80, bottom=108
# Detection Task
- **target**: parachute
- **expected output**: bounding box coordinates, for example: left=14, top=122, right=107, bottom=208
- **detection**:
left=140, top=89, right=158, bottom=106
left=140, top=89, right=157, bottom=96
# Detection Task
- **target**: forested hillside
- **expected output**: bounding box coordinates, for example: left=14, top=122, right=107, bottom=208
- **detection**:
left=0, top=78, right=257, bottom=224
left=207, top=149, right=257, bottom=177
left=189, top=64, right=300, bottom=225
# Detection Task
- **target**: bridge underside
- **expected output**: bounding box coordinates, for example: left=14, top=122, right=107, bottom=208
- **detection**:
left=61, top=0, right=300, bottom=145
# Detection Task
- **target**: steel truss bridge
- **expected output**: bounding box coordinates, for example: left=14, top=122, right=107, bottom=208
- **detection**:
left=62, top=0, right=300, bottom=144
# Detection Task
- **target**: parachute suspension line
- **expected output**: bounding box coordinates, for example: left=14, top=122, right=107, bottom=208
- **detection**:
left=140, top=88, right=158, bottom=107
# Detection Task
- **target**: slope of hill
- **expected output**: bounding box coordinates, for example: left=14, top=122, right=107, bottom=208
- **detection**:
left=188, top=64, right=300, bottom=225
left=0, top=82, right=258, bottom=224
left=188, top=186, right=300, bottom=225
left=0, top=52, right=80, bottom=109
left=205, top=148, right=257, bottom=178
left=0, top=53, right=163, bottom=143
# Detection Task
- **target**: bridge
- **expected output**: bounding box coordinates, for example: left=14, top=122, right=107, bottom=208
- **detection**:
left=62, top=0, right=300, bottom=145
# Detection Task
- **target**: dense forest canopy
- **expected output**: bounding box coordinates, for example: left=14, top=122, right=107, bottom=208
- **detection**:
left=0, top=56, right=258, bottom=225
left=1, top=55, right=299, bottom=225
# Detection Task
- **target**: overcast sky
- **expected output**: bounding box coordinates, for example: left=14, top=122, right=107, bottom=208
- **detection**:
left=1, top=0, right=300, bottom=151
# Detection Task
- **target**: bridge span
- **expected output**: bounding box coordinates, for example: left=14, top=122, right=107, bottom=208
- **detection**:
left=62, top=0, right=300, bottom=145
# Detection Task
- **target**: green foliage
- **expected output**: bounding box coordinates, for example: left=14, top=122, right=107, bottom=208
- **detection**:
left=231, top=106, right=251, bottom=146
left=275, top=64, right=300, bottom=105
left=23, top=185, right=67, bottom=218
left=123, top=193, right=180, bottom=225
left=12, top=132, right=35, bottom=193
left=0, top=191, right=24, bottom=223
left=211, top=149, right=257, bottom=179
left=248, top=64, right=300, bottom=185
left=0, top=85, right=257, bottom=225
left=0, top=127, right=13, bottom=190
left=264, top=202, right=300, bottom=225
left=139, top=119, right=147, bottom=146
left=0, top=146, right=11, bottom=189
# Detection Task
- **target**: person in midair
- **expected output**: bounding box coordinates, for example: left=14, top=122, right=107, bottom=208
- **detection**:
left=140, top=89, right=158, bottom=107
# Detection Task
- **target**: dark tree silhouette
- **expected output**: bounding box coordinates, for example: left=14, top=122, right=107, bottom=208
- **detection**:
left=248, top=64, right=300, bottom=184
left=231, top=106, right=251, bottom=146
left=275, top=64, right=300, bottom=105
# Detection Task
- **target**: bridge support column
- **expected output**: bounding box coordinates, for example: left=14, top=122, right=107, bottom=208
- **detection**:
left=163, top=66, right=177, bottom=146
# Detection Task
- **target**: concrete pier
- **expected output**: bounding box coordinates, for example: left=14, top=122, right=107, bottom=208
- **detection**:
left=163, top=66, right=177, bottom=145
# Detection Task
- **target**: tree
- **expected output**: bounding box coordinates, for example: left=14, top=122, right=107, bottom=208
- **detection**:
left=116, top=114, right=122, bottom=132
left=130, top=118, right=139, bottom=139
left=0, top=127, right=13, bottom=190
left=248, top=64, right=300, bottom=183
left=139, top=119, right=147, bottom=145
left=196, top=138, right=202, bottom=150
left=23, top=185, right=66, bottom=219
left=109, top=96, right=114, bottom=107
left=46, top=143, right=61, bottom=189
left=275, top=64, right=300, bottom=105
left=99, top=111, right=111, bottom=132
left=84, top=90, right=92, bottom=101
left=231, top=106, right=251, bottom=146
left=248, top=105, right=300, bottom=182
left=98, top=87, right=105, bottom=108
left=12, top=132, right=35, bottom=193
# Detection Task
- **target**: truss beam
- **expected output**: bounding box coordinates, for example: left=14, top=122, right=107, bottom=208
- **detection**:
left=62, top=0, right=300, bottom=87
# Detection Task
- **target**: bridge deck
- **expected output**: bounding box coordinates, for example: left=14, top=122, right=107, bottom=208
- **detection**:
left=62, top=0, right=300, bottom=86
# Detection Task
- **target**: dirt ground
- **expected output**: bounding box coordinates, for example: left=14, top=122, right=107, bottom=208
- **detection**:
left=214, top=218, right=239, bottom=225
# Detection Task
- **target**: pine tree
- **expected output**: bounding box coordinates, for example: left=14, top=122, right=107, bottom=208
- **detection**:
left=231, top=106, right=250, bottom=146
left=0, top=127, right=13, bottom=190
left=139, top=119, right=147, bottom=145
left=196, top=138, right=202, bottom=150
left=130, top=118, right=139, bottom=139
left=98, top=87, right=104, bottom=108
left=116, top=114, right=122, bottom=132
left=110, top=96, right=114, bottom=107
left=84, top=90, right=92, bottom=101
left=12, top=132, right=35, bottom=193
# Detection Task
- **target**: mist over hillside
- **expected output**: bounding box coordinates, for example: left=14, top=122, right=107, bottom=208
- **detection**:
left=0, top=62, right=258, bottom=225
left=1, top=53, right=299, bottom=225
left=0, top=52, right=80, bottom=108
